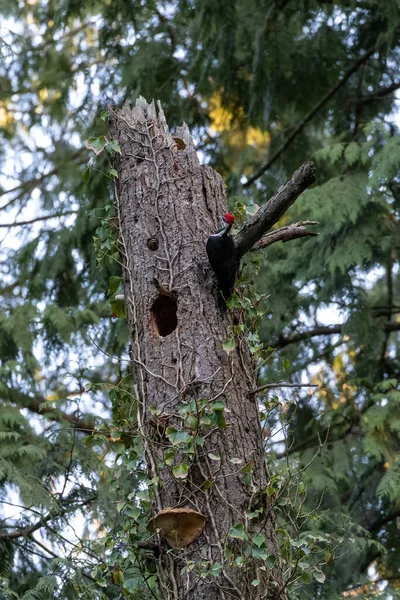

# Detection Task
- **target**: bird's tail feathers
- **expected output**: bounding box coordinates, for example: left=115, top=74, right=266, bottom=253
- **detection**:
left=217, top=291, right=227, bottom=318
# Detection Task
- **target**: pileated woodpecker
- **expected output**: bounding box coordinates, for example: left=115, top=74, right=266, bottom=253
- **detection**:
left=206, top=213, right=237, bottom=314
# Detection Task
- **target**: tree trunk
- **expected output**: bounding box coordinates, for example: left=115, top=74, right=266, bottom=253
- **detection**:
left=109, top=98, right=314, bottom=599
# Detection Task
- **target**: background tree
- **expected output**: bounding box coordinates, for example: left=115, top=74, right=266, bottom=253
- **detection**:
left=0, top=0, right=399, bottom=598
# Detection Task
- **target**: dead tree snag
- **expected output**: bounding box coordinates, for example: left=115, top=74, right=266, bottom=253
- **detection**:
left=109, top=97, right=316, bottom=599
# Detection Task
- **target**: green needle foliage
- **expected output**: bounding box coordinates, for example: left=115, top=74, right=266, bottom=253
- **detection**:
left=0, top=0, right=400, bottom=598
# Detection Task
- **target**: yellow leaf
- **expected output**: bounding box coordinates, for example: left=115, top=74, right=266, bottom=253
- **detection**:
left=33, top=369, right=43, bottom=381
left=0, top=105, right=14, bottom=128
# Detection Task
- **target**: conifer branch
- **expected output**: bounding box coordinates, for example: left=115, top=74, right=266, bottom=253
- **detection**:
left=243, top=45, right=377, bottom=187
left=28, top=535, right=64, bottom=559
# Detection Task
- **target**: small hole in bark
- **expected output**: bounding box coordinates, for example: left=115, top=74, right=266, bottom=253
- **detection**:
left=151, top=296, right=177, bottom=336
left=147, top=237, right=159, bottom=251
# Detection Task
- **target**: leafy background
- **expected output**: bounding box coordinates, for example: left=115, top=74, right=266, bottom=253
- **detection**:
left=0, top=0, right=400, bottom=598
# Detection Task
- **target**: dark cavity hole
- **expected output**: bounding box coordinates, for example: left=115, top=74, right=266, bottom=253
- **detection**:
left=151, top=295, right=177, bottom=337
left=147, top=237, right=159, bottom=251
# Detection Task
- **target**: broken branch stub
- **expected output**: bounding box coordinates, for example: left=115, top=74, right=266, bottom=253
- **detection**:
left=234, top=161, right=317, bottom=260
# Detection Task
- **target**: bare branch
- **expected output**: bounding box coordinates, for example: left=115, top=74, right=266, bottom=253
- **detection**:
left=0, top=148, right=85, bottom=210
left=0, top=497, right=96, bottom=540
left=271, top=321, right=400, bottom=349
left=243, top=46, right=377, bottom=188
left=0, top=211, right=77, bottom=228
left=250, top=220, right=318, bottom=251
left=0, top=514, right=53, bottom=540
left=234, top=161, right=316, bottom=260
left=4, top=386, right=95, bottom=434
left=273, top=325, right=343, bottom=349
left=352, top=81, right=400, bottom=105
left=250, top=382, right=318, bottom=395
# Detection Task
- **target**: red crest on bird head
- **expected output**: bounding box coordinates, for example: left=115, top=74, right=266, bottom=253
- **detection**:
left=223, top=213, right=235, bottom=224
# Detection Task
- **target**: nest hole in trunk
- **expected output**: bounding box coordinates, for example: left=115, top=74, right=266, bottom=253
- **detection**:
left=151, top=295, right=178, bottom=337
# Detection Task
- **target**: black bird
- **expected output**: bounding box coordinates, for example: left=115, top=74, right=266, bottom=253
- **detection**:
left=206, top=213, right=237, bottom=314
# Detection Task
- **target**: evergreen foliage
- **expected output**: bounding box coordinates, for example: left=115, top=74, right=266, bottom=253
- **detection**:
left=0, top=0, right=400, bottom=597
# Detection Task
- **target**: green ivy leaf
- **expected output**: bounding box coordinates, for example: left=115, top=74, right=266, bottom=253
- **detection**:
left=313, top=569, right=326, bottom=583
left=110, top=300, right=126, bottom=318
left=172, top=463, right=189, bottom=479
left=108, top=275, right=122, bottom=297
left=298, top=481, right=306, bottom=494
left=185, top=415, right=198, bottom=429
left=208, top=453, right=220, bottom=461
left=105, top=140, right=121, bottom=154
left=251, top=548, right=269, bottom=560
left=202, top=479, right=214, bottom=489
left=252, top=534, right=265, bottom=548
left=123, top=578, right=138, bottom=593
left=241, top=462, right=254, bottom=474
left=164, top=448, right=175, bottom=465
left=226, top=294, right=241, bottom=309
left=222, top=339, right=235, bottom=354
left=209, top=563, right=222, bottom=577
left=245, top=509, right=261, bottom=519
left=212, top=411, right=226, bottom=429
left=86, top=135, right=108, bottom=155
left=210, top=401, right=225, bottom=411
left=137, top=490, right=150, bottom=501
left=82, top=167, right=91, bottom=184
left=111, top=570, right=124, bottom=585
left=301, top=571, right=312, bottom=584
left=229, top=524, right=248, bottom=541
left=108, top=168, right=119, bottom=179
left=166, top=428, right=192, bottom=446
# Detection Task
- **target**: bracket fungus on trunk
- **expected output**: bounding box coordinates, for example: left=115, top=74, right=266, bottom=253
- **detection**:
left=147, top=507, right=207, bottom=550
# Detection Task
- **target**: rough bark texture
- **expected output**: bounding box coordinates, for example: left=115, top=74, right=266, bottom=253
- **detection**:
left=109, top=98, right=290, bottom=600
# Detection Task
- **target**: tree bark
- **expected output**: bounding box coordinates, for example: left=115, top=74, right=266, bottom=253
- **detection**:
left=109, top=98, right=314, bottom=599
